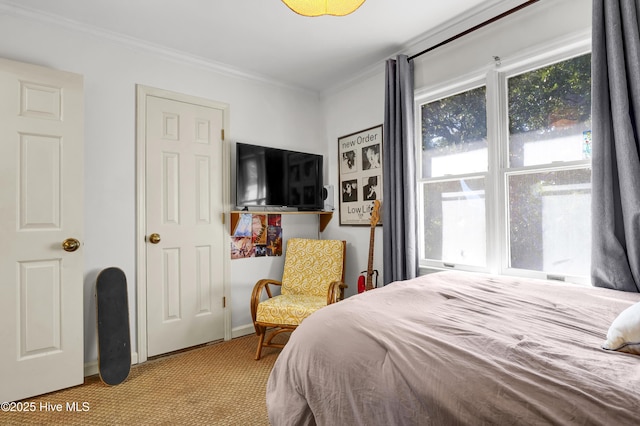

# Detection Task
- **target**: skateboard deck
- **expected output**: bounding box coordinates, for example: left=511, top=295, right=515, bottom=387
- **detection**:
left=96, top=267, right=131, bottom=385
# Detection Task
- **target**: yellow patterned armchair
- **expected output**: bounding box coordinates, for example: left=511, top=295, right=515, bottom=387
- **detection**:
left=250, top=238, right=347, bottom=360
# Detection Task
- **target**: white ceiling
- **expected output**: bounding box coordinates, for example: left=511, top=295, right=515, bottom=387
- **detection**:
left=0, top=0, right=530, bottom=93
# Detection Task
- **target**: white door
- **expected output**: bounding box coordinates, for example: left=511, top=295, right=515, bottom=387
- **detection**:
left=144, top=93, right=226, bottom=357
left=0, top=58, right=84, bottom=402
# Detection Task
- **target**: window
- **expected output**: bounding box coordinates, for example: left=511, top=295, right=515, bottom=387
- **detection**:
left=421, top=86, right=488, bottom=268
left=417, top=51, right=591, bottom=282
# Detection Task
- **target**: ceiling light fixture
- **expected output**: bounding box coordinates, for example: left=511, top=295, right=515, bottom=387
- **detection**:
left=281, top=0, right=365, bottom=17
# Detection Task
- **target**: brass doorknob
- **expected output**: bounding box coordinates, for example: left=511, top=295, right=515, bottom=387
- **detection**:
left=148, top=233, right=161, bottom=244
left=62, top=238, right=81, bottom=252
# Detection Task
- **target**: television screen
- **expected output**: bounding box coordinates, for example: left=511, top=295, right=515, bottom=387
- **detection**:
left=236, top=142, right=324, bottom=210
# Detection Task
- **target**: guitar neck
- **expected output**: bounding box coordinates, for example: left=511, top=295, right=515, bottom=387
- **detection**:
left=365, top=226, right=375, bottom=290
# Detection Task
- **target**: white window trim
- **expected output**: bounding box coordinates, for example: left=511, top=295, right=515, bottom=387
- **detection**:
left=415, top=30, right=592, bottom=285
left=415, top=76, right=488, bottom=275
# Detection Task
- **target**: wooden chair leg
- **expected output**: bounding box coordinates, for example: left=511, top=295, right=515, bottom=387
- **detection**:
left=255, top=331, right=266, bottom=360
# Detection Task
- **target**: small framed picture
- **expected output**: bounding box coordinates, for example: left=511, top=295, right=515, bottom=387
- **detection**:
left=337, top=125, right=383, bottom=226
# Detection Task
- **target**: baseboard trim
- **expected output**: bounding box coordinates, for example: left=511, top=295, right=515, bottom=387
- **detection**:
left=232, top=324, right=255, bottom=339
left=83, top=328, right=254, bottom=377
left=84, top=352, right=139, bottom=377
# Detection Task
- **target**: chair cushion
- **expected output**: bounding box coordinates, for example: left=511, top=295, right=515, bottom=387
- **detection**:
left=281, top=238, right=344, bottom=297
left=256, top=294, right=327, bottom=326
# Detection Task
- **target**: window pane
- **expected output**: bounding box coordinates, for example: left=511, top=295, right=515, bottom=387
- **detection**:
left=421, top=86, right=487, bottom=178
left=508, top=54, right=592, bottom=167
left=508, top=168, right=591, bottom=276
left=423, top=178, right=486, bottom=267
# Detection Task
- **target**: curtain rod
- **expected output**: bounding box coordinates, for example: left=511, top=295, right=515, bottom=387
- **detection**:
left=408, top=0, right=541, bottom=61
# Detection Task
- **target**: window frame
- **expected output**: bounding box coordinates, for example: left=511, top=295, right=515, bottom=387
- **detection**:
left=416, top=75, right=492, bottom=274
left=415, top=34, right=592, bottom=285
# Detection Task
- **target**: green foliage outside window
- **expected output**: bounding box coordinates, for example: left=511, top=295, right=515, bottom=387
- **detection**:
left=421, top=53, right=591, bottom=151
left=509, top=54, right=591, bottom=135
left=421, top=87, right=487, bottom=150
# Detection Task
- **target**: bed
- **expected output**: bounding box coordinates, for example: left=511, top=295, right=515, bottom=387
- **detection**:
left=266, top=271, right=640, bottom=425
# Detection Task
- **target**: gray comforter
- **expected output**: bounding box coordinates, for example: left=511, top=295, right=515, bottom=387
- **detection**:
left=266, top=271, right=640, bottom=425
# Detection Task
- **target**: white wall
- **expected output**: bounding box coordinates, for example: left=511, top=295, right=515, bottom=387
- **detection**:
left=412, top=0, right=591, bottom=89
left=321, top=71, right=386, bottom=296
left=0, top=11, right=325, bottom=365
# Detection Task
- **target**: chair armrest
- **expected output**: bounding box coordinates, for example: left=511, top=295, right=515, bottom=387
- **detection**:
left=250, top=279, right=283, bottom=324
left=327, top=280, right=348, bottom=305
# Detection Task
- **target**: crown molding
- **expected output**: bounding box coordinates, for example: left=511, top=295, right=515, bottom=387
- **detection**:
left=321, top=0, right=534, bottom=98
left=0, top=1, right=318, bottom=96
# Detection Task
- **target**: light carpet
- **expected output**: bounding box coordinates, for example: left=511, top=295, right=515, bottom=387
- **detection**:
left=1, top=335, right=279, bottom=425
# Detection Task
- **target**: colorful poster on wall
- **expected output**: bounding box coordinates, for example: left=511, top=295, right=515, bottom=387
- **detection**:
left=252, top=214, right=267, bottom=257
left=252, top=214, right=267, bottom=244
left=231, top=213, right=254, bottom=259
left=266, top=214, right=282, bottom=256
left=231, top=237, right=253, bottom=259
left=231, top=213, right=284, bottom=259
left=338, top=125, right=383, bottom=226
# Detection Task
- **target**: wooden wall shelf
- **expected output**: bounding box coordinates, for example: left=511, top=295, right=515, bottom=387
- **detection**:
left=230, top=211, right=333, bottom=234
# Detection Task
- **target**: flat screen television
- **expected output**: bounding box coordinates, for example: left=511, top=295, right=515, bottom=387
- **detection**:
left=235, top=142, right=324, bottom=211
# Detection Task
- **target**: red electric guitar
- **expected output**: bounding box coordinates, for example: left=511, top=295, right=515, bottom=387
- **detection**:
left=358, top=200, right=380, bottom=293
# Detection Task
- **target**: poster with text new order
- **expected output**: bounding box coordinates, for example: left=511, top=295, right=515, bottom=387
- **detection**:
left=338, top=125, right=383, bottom=226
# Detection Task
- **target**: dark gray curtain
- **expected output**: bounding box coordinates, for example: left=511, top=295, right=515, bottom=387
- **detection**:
left=591, top=0, right=640, bottom=292
left=382, top=55, right=419, bottom=285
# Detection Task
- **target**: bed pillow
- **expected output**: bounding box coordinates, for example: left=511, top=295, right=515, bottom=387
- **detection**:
left=602, top=301, right=640, bottom=355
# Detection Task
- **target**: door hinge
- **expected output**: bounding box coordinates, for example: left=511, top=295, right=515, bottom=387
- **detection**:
left=223, top=296, right=226, bottom=308
left=221, top=212, right=225, bottom=225
left=221, top=129, right=225, bottom=141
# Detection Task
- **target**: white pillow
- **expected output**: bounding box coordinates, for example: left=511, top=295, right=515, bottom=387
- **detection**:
left=602, top=301, right=640, bottom=355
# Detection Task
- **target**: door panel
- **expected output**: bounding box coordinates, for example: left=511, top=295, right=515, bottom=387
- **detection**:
left=0, top=58, right=84, bottom=402
left=145, top=95, right=225, bottom=357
